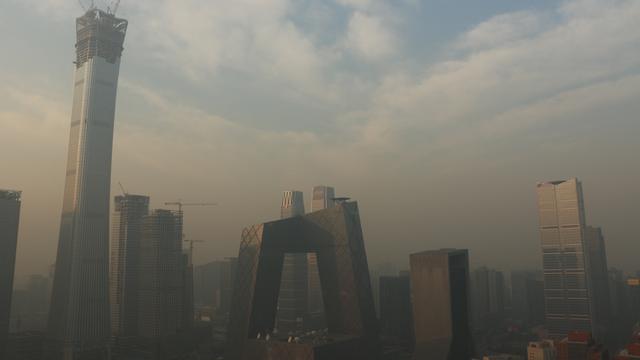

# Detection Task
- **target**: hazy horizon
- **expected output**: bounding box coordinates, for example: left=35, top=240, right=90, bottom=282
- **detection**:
left=2, top=0, right=640, bottom=287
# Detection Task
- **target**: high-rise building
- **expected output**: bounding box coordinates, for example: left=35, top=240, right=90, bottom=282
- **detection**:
left=528, top=340, right=557, bottom=360
left=138, top=209, right=185, bottom=338
left=379, top=274, right=412, bottom=342
left=307, top=186, right=335, bottom=327
left=47, top=8, right=128, bottom=359
left=536, top=179, right=595, bottom=338
left=472, top=267, right=506, bottom=328
left=110, top=194, right=149, bottom=337
left=227, top=201, right=378, bottom=360
left=410, top=249, right=474, bottom=360
left=0, top=190, right=21, bottom=358
left=511, top=271, right=545, bottom=327
left=311, top=186, right=335, bottom=213
left=277, top=191, right=308, bottom=334
left=585, top=226, right=611, bottom=335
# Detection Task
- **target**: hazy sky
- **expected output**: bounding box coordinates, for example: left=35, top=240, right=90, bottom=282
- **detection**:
left=2, top=0, right=639, bottom=285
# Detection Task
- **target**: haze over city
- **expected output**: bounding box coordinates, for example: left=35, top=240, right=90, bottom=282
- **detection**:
left=3, top=0, right=640, bottom=359
left=0, top=0, right=638, bottom=283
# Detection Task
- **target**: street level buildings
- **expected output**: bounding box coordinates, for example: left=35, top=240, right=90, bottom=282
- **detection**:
left=410, top=249, right=474, bottom=360
left=47, top=8, right=128, bottom=359
left=0, top=190, right=21, bottom=358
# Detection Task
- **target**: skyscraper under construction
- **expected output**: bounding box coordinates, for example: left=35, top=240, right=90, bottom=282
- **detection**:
left=47, top=7, right=128, bottom=359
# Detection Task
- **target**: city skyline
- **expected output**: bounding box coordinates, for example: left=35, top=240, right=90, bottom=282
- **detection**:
left=2, top=1, right=640, bottom=285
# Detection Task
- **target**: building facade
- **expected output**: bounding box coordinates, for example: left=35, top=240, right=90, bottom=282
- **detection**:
left=536, top=179, right=595, bottom=338
left=585, top=226, right=611, bottom=336
left=410, top=249, right=473, bottom=360
left=227, top=201, right=379, bottom=359
left=47, top=8, right=128, bottom=359
left=0, top=190, right=21, bottom=358
left=110, top=194, right=150, bottom=337
left=472, top=267, right=506, bottom=328
left=277, top=191, right=308, bottom=333
left=527, top=340, right=557, bottom=360
left=138, top=209, right=185, bottom=339
left=379, top=275, right=412, bottom=342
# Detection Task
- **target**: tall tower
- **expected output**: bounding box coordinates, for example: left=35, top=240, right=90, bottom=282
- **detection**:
left=536, top=178, right=595, bottom=338
left=276, top=191, right=307, bottom=333
left=410, top=249, right=474, bottom=360
left=585, top=226, right=611, bottom=336
left=307, top=186, right=335, bottom=327
left=138, top=210, right=185, bottom=339
left=0, top=190, right=21, bottom=358
left=110, top=195, right=150, bottom=337
left=47, top=7, right=128, bottom=359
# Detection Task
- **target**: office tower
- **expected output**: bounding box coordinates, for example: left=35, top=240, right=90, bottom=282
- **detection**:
left=536, top=179, right=595, bottom=338
left=193, top=257, right=237, bottom=318
left=0, top=190, right=21, bottom=358
left=472, top=267, right=506, bottom=328
left=410, top=249, right=473, bottom=360
left=379, top=275, right=412, bottom=342
left=511, top=271, right=545, bottom=326
left=281, top=191, right=305, bottom=219
left=138, top=209, right=185, bottom=338
left=182, top=251, right=194, bottom=331
left=311, top=186, right=335, bottom=212
left=307, top=186, right=335, bottom=327
left=277, top=191, right=308, bottom=333
left=47, top=7, right=128, bottom=359
left=528, top=340, right=557, bottom=360
left=227, top=201, right=379, bottom=360
left=585, top=226, right=612, bottom=334
left=6, top=331, right=45, bottom=360
left=110, top=194, right=149, bottom=337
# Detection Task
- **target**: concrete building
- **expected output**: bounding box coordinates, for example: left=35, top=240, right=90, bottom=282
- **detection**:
left=528, top=340, right=556, bottom=360
left=227, top=201, right=379, bottom=360
left=0, top=190, right=21, bottom=358
left=138, top=209, right=185, bottom=338
left=110, top=194, right=150, bottom=337
left=379, top=275, right=412, bottom=342
left=47, top=7, right=128, bottom=359
left=555, top=331, right=608, bottom=360
left=277, top=191, right=308, bottom=334
left=536, top=179, right=595, bottom=338
left=409, top=249, right=474, bottom=360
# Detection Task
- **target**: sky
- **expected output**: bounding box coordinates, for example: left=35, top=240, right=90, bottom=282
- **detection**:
left=1, top=0, right=640, bottom=286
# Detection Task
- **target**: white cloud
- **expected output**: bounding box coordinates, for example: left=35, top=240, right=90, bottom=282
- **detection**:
left=344, top=12, right=396, bottom=61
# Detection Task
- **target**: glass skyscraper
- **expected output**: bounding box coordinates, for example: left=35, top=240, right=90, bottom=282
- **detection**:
left=536, top=178, right=596, bottom=338
left=47, top=8, right=128, bottom=359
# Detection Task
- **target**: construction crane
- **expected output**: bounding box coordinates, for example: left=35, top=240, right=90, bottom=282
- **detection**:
left=164, top=201, right=217, bottom=213
left=117, top=182, right=128, bottom=196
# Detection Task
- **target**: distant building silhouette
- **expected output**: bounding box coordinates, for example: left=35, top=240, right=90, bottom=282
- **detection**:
left=410, top=249, right=473, bottom=360
left=585, top=226, right=612, bottom=336
left=277, top=191, right=308, bottom=334
left=536, top=179, right=597, bottom=338
left=227, top=201, right=379, bottom=360
left=511, top=271, right=545, bottom=327
left=471, top=267, right=506, bottom=329
left=0, top=190, right=21, bottom=358
left=47, top=8, right=128, bottom=359
left=110, top=194, right=150, bottom=337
